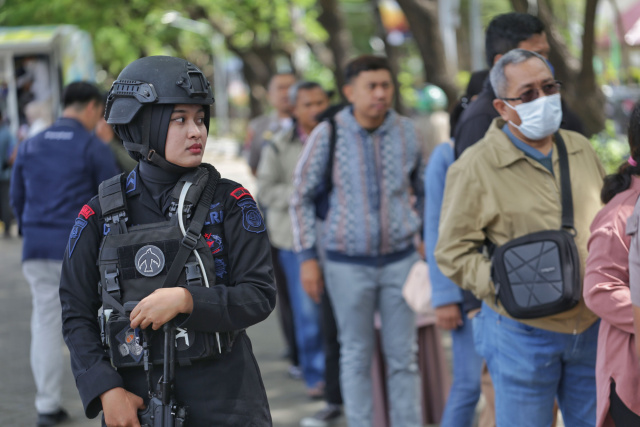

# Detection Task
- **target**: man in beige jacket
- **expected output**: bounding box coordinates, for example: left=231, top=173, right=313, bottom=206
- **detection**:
left=257, top=81, right=330, bottom=402
left=435, top=49, right=604, bottom=426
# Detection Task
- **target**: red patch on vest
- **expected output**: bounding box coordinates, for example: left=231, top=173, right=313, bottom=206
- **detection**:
left=79, top=205, right=95, bottom=220
left=230, top=187, right=253, bottom=200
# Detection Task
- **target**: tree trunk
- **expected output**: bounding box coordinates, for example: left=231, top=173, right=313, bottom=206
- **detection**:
left=535, top=0, right=581, bottom=86
left=317, top=0, right=355, bottom=94
left=573, top=0, right=605, bottom=136
left=509, top=0, right=528, bottom=13
left=509, top=0, right=605, bottom=135
left=188, top=5, right=284, bottom=118
left=236, top=49, right=275, bottom=118
left=610, top=0, right=632, bottom=82
left=370, top=0, right=407, bottom=115
left=535, top=0, right=604, bottom=136
left=394, top=0, right=459, bottom=108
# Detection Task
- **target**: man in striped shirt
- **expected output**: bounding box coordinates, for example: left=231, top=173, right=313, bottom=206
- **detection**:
left=291, top=55, right=424, bottom=427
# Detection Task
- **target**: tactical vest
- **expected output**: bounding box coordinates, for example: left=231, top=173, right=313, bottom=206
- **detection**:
left=97, top=165, right=233, bottom=368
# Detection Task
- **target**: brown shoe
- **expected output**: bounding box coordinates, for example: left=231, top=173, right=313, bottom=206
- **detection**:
left=306, top=381, right=325, bottom=400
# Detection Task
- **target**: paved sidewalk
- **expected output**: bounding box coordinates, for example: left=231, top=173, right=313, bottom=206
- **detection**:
left=0, top=146, right=344, bottom=427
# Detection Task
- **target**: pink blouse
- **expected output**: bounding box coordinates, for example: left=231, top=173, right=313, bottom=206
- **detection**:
left=584, top=176, right=640, bottom=426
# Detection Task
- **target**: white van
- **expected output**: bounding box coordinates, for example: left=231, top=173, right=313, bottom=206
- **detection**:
left=0, top=25, right=96, bottom=139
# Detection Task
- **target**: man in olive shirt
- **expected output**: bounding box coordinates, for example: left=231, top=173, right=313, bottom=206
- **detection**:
left=436, top=49, right=604, bottom=426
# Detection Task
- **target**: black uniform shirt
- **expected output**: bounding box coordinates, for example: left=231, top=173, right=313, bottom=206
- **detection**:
left=60, top=164, right=276, bottom=425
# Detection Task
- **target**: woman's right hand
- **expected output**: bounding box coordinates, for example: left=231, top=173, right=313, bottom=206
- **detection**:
left=100, top=387, right=145, bottom=427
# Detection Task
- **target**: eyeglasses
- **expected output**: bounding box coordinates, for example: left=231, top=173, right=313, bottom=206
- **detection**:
left=499, top=80, right=562, bottom=104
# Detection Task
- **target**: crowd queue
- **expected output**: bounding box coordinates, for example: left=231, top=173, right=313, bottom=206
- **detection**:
left=5, top=9, right=640, bottom=427
left=244, top=10, right=640, bottom=427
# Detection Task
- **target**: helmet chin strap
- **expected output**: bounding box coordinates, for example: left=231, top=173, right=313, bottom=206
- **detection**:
left=139, top=105, right=194, bottom=174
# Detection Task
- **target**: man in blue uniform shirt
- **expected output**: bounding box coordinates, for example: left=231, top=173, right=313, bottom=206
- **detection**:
left=10, top=81, right=119, bottom=426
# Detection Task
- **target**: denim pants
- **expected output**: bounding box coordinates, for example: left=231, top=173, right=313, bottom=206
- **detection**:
left=473, top=303, right=598, bottom=427
left=440, top=308, right=483, bottom=427
left=23, top=259, right=64, bottom=414
left=324, top=253, right=421, bottom=427
left=278, top=249, right=325, bottom=388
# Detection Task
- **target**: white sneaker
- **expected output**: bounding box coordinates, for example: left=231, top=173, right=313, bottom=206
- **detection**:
left=300, top=404, right=342, bottom=427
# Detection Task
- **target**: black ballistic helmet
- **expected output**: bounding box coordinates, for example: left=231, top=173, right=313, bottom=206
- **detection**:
left=105, top=56, right=214, bottom=171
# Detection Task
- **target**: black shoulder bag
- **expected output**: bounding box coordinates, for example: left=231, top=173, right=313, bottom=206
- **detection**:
left=490, top=132, right=581, bottom=319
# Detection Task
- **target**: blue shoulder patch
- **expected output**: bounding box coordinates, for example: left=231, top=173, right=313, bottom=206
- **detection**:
left=204, top=233, right=223, bottom=255
left=237, top=199, right=265, bottom=233
left=126, top=169, right=137, bottom=193
left=68, top=217, right=88, bottom=257
left=214, top=258, right=227, bottom=279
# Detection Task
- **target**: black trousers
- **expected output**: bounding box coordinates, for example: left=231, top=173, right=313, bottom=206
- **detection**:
left=0, top=180, right=13, bottom=233
left=610, top=381, right=640, bottom=426
left=271, top=245, right=298, bottom=366
left=321, top=287, right=342, bottom=405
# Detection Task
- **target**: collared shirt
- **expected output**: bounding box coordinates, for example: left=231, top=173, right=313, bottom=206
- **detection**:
left=584, top=176, right=640, bottom=426
left=502, top=124, right=554, bottom=174
left=245, top=111, right=292, bottom=172
left=10, top=117, right=119, bottom=261
left=257, top=126, right=305, bottom=250
left=296, top=124, right=310, bottom=145
left=435, top=117, right=605, bottom=334
left=424, top=141, right=462, bottom=307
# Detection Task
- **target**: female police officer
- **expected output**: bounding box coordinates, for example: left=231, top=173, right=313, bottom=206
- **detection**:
left=60, top=56, right=275, bottom=426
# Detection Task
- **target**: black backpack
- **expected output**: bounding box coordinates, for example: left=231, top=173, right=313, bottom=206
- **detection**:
left=313, top=104, right=345, bottom=220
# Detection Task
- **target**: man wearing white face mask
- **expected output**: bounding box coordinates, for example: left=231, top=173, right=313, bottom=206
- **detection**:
left=435, top=48, right=605, bottom=426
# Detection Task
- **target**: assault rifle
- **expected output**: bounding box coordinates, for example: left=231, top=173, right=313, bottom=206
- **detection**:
left=138, top=322, right=188, bottom=427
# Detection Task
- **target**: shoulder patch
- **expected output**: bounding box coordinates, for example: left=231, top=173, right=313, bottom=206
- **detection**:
left=214, top=258, right=228, bottom=279
left=230, top=187, right=253, bottom=200
left=204, top=202, right=224, bottom=226
left=126, top=169, right=137, bottom=193
left=79, top=204, right=95, bottom=220
left=237, top=198, right=265, bottom=233
left=204, top=233, right=224, bottom=255
left=68, top=217, right=88, bottom=257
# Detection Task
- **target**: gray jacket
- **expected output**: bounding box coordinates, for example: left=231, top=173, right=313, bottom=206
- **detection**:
left=257, top=126, right=304, bottom=250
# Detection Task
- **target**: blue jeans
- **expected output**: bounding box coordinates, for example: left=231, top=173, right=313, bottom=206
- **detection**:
left=440, top=308, right=483, bottom=427
left=473, top=304, right=598, bottom=427
left=324, top=253, right=421, bottom=427
left=278, top=249, right=324, bottom=388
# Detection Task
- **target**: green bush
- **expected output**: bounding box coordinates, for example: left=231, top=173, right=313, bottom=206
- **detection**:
left=590, top=120, right=629, bottom=175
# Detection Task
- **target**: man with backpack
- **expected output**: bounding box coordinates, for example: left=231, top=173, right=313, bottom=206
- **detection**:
left=257, top=81, right=330, bottom=400
left=291, top=55, right=424, bottom=426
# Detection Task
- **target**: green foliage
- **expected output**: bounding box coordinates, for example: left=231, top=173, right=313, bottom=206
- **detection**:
left=340, top=0, right=377, bottom=54
left=478, top=0, right=512, bottom=26
left=456, top=70, right=471, bottom=96
left=398, top=70, right=418, bottom=108
left=590, top=120, right=630, bottom=174
left=0, top=0, right=174, bottom=81
left=300, top=54, right=338, bottom=93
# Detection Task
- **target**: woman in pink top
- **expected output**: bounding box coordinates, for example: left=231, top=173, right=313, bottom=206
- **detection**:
left=584, top=102, right=640, bottom=426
